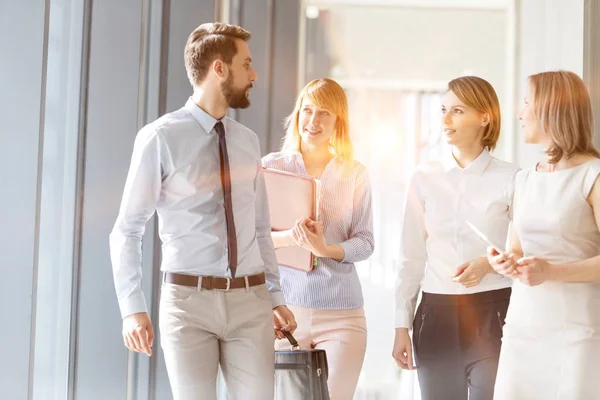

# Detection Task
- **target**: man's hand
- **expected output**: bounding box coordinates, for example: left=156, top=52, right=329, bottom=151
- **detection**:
left=392, top=328, right=416, bottom=370
left=452, top=257, right=494, bottom=288
left=122, top=312, right=154, bottom=356
left=273, top=305, right=297, bottom=339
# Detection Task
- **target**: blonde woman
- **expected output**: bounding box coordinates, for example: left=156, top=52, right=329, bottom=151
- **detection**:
left=393, top=76, right=519, bottom=400
left=488, top=71, right=600, bottom=399
left=262, top=78, right=374, bottom=400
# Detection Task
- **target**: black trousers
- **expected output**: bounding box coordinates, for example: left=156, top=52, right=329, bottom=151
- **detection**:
left=413, top=288, right=511, bottom=400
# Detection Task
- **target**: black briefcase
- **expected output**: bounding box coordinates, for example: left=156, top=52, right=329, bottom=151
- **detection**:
left=274, top=332, right=330, bottom=400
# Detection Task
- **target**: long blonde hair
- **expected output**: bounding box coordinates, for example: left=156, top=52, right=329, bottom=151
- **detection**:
left=282, top=78, right=354, bottom=161
left=529, top=70, right=599, bottom=163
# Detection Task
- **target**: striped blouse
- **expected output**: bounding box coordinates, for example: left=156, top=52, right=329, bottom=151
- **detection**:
left=262, top=151, right=374, bottom=309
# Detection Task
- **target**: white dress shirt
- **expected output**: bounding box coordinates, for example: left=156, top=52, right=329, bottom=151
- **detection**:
left=110, top=98, right=283, bottom=318
left=395, top=149, right=519, bottom=329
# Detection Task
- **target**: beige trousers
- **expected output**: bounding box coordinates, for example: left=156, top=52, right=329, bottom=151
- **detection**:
left=274, top=305, right=367, bottom=400
left=159, top=282, right=274, bottom=400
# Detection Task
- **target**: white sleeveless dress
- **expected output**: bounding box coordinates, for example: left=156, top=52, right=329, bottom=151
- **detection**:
left=494, top=160, right=600, bottom=399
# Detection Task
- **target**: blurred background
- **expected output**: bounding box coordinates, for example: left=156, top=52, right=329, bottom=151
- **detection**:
left=1, top=0, right=599, bottom=399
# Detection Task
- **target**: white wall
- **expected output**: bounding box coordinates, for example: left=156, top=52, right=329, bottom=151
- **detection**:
left=326, top=7, right=507, bottom=84
left=325, top=6, right=512, bottom=157
left=311, top=0, right=593, bottom=169
left=514, top=0, right=585, bottom=168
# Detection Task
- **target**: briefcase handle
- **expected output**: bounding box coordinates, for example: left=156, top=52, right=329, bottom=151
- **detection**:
left=282, top=331, right=300, bottom=351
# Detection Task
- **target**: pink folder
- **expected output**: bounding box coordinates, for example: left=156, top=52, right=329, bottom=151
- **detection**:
left=263, top=168, right=321, bottom=272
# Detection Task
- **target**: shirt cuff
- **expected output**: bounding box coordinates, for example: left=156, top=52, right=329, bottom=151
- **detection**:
left=269, top=291, right=286, bottom=309
left=119, top=293, right=148, bottom=318
left=339, top=241, right=354, bottom=263
left=395, top=310, right=414, bottom=330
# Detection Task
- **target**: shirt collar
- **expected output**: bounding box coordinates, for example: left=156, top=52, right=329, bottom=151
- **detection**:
left=291, top=151, right=343, bottom=168
left=291, top=150, right=340, bottom=161
left=443, top=148, right=492, bottom=175
left=184, top=97, right=222, bottom=134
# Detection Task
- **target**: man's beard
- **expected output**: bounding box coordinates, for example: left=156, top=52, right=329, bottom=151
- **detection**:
left=221, top=74, right=252, bottom=109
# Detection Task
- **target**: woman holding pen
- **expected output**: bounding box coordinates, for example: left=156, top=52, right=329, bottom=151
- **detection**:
left=392, top=76, right=519, bottom=400
left=262, top=78, right=374, bottom=400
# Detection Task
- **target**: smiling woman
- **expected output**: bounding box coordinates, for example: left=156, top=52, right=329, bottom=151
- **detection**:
left=299, top=102, right=337, bottom=145
left=263, top=77, right=374, bottom=400
left=490, top=71, right=600, bottom=400
left=282, top=78, right=353, bottom=162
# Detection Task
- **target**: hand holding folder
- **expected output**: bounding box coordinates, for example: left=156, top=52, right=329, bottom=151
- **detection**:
left=263, top=168, right=321, bottom=272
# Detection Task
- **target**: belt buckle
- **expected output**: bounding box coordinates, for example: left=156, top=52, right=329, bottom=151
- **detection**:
left=225, top=277, right=231, bottom=291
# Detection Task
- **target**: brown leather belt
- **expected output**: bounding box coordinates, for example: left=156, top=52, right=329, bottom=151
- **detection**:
left=164, top=271, right=265, bottom=290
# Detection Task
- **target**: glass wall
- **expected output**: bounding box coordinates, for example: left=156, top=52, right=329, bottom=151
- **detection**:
left=32, top=0, right=85, bottom=398
left=0, top=1, right=303, bottom=398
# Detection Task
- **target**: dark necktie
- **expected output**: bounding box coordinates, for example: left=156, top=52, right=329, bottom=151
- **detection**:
left=214, top=121, right=238, bottom=278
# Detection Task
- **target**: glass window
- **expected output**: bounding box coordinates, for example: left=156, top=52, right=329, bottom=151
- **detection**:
left=32, top=1, right=85, bottom=398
